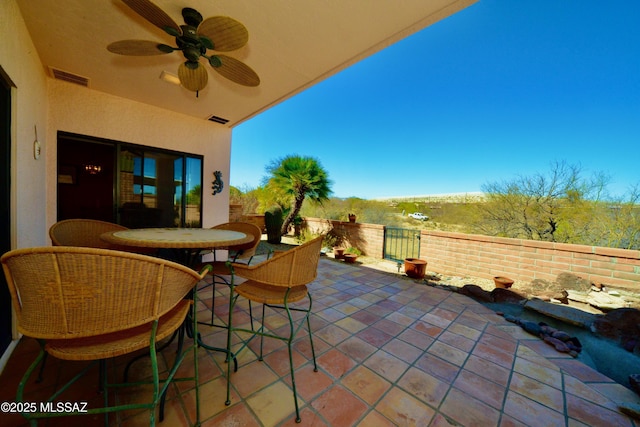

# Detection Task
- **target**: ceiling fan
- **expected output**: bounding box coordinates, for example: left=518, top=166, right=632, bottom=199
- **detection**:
left=108, top=0, right=260, bottom=96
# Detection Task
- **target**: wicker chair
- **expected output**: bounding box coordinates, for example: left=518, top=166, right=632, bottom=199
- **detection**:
left=224, top=235, right=324, bottom=423
left=197, top=222, right=262, bottom=329
left=49, top=218, right=128, bottom=248
left=1, top=246, right=206, bottom=426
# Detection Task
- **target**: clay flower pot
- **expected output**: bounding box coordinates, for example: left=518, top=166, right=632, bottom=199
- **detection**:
left=343, top=254, right=358, bottom=263
left=333, top=247, right=345, bottom=259
left=348, top=214, right=356, bottom=223
left=404, top=258, right=427, bottom=279
left=493, top=276, right=514, bottom=289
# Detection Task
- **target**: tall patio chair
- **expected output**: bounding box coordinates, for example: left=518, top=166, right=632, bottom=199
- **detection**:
left=197, top=222, right=262, bottom=329
left=1, top=246, right=206, bottom=426
left=224, top=235, right=324, bottom=423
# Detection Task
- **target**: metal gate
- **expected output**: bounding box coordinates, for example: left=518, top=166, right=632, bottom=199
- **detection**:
left=384, top=227, right=421, bottom=263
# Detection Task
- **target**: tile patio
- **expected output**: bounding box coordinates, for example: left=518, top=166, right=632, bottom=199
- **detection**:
left=1, top=257, right=638, bottom=426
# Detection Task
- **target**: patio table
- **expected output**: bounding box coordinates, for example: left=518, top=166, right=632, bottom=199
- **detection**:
left=101, top=227, right=252, bottom=359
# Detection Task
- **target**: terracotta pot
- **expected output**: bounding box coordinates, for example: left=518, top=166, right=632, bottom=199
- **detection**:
left=493, top=276, right=514, bottom=289
left=343, top=254, right=357, bottom=263
left=333, top=247, right=345, bottom=259
left=404, top=258, right=427, bottom=279
left=348, top=214, right=356, bottom=223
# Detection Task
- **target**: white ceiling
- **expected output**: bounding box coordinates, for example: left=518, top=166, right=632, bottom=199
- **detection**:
left=17, top=0, right=477, bottom=127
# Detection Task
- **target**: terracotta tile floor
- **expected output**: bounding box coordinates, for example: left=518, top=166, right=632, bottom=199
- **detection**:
left=1, top=257, right=639, bottom=426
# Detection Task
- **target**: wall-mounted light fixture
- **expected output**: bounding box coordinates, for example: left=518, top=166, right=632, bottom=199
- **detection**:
left=212, top=170, right=224, bottom=195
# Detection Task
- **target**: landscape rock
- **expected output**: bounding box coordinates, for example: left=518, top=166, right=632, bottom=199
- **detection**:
left=619, top=402, right=640, bottom=420
left=490, top=288, right=527, bottom=304
left=630, top=374, right=640, bottom=395
left=459, top=284, right=493, bottom=302
left=556, top=272, right=593, bottom=292
left=586, top=291, right=628, bottom=311
left=501, top=314, right=581, bottom=357
left=590, top=308, right=640, bottom=355
left=525, top=298, right=597, bottom=328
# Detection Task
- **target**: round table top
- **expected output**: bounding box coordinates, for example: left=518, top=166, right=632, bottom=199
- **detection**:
left=101, top=228, right=252, bottom=249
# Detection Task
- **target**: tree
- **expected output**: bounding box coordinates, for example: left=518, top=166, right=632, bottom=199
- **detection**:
left=474, top=161, right=610, bottom=242
left=265, top=155, right=332, bottom=235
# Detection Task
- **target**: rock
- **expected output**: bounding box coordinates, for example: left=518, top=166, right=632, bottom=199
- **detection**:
left=459, top=284, right=493, bottom=302
left=551, top=330, right=572, bottom=341
left=630, top=374, right=640, bottom=395
left=591, top=308, right=640, bottom=354
left=619, top=402, right=640, bottom=420
left=566, top=289, right=589, bottom=303
left=518, top=320, right=543, bottom=337
left=490, top=288, right=527, bottom=304
left=543, top=336, right=571, bottom=353
left=587, top=291, right=627, bottom=311
left=556, top=272, right=593, bottom=292
left=525, top=298, right=597, bottom=328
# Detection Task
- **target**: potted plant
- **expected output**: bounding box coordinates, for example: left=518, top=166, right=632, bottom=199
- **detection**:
left=493, top=276, right=514, bottom=289
left=343, top=247, right=361, bottom=263
left=404, top=258, right=427, bottom=279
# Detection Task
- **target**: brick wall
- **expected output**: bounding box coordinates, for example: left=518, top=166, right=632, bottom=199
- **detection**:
left=241, top=214, right=266, bottom=233
left=303, top=217, right=640, bottom=290
left=420, top=230, right=640, bottom=290
left=303, top=217, right=385, bottom=257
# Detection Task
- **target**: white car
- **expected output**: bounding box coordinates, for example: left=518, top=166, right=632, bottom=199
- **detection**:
left=409, top=212, right=428, bottom=220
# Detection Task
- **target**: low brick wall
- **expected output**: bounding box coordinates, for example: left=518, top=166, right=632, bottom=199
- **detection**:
left=303, top=217, right=640, bottom=290
left=241, top=214, right=266, bottom=233
left=420, top=230, right=640, bottom=290
left=303, top=217, right=385, bottom=258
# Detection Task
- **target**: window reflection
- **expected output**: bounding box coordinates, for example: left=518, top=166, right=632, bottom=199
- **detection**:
left=57, top=132, right=203, bottom=228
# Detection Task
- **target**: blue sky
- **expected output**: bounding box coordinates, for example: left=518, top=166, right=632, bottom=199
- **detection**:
left=230, top=0, right=639, bottom=200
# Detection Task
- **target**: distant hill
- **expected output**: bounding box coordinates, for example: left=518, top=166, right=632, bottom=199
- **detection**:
left=374, top=192, right=485, bottom=203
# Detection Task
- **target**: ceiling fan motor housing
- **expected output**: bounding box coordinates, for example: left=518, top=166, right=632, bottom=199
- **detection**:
left=182, top=8, right=203, bottom=27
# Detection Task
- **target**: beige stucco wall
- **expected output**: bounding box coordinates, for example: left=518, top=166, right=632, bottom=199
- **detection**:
left=46, top=80, right=232, bottom=230
left=0, top=0, right=49, bottom=249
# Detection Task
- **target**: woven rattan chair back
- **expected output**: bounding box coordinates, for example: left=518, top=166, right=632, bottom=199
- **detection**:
left=212, top=222, right=262, bottom=260
left=2, top=246, right=200, bottom=340
left=49, top=218, right=128, bottom=249
left=236, top=234, right=323, bottom=287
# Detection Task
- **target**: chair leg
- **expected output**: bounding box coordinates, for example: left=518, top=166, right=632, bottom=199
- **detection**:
left=306, top=293, right=318, bottom=372
left=258, top=303, right=266, bottom=361
left=284, top=302, right=302, bottom=423
left=225, top=291, right=239, bottom=406
left=159, top=324, right=185, bottom=422
left=35, top=352, right=48, bottom=383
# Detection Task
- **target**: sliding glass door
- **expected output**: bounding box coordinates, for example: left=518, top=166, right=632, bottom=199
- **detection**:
left=58, top=132, right=202, bottom=228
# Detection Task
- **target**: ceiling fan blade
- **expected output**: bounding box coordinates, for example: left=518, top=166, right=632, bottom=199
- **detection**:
left=178, top=62, right=208, bottom=92
left=198, top=16, right=249, bottom=52
left=211, top=55, right=260, bottom=87
left=107, top=40, right=170, bottom=56
left=122, top=0, right=180, bottom=34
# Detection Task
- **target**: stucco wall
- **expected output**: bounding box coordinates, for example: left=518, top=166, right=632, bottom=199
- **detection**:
left=0, top=1, right=49, bottom=248
left=46, top=80, right=232, bottom=230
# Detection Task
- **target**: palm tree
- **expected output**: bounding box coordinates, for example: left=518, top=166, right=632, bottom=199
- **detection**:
left=266, top=155, right=332, bottom=235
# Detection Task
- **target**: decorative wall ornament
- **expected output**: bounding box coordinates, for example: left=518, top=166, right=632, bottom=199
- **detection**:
left=212, top=170, right=224, bottom=195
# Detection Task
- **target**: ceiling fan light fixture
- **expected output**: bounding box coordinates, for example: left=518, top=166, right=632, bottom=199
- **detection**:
left=178, top=61, right=208, bottom=94
left=159, top=70, right=180, bottom=85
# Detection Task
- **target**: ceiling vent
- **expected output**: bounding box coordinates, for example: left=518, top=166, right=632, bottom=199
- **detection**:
left=208, top=115, right=229, bottom=125
left=49, top=67, right=90, bottom=87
